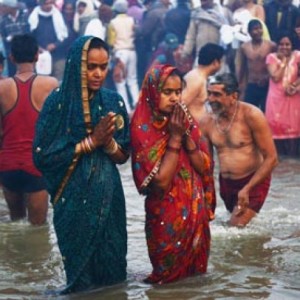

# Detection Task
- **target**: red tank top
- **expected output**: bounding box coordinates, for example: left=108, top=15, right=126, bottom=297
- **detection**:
left=0, top=74, right=42, bottom=176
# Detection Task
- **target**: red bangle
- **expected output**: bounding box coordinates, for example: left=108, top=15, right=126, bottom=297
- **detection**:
left=166, top=145, right=181, bottom=154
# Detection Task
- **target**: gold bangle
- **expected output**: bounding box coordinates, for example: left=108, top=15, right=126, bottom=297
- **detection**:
left=103, top=138, right=119, bottom=154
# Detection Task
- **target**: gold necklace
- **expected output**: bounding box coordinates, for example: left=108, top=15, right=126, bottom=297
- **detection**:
left=215, top=101, right=239, bottom=134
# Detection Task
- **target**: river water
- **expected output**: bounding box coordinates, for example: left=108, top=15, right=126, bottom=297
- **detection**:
left=0, top=157, right=299, bottom=300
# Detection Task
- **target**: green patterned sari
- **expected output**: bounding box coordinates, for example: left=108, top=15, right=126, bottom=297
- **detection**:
left=33, top=36, right=130, bottom=294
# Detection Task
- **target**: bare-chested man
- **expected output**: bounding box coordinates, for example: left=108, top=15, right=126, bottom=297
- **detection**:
left=200, top=73, right=278, bottom=227
left=235, top=19, right=276, bottom=112
left=182, top=43, right=224, bottom=121
left=0, top=34, right=58, bottom=225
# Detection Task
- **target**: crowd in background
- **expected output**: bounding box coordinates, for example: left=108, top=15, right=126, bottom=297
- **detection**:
left=0, top=0, right=300, bottom=156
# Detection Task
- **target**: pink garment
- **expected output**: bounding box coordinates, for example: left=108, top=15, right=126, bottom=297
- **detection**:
left=265, top=51, right=300, bottom=139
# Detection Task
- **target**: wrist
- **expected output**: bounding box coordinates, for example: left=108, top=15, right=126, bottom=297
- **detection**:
left=169, top=135, right=182, bottom=146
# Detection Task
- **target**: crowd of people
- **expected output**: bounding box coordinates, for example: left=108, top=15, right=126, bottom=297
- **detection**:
left=0, top=0, right=299, bottom=295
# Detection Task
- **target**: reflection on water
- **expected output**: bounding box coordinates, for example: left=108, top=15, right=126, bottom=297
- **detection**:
left=0, top=158, right=299, bottom=300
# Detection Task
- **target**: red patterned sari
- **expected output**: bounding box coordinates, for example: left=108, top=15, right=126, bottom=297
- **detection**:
left=131, top=64, right=216, bottom=284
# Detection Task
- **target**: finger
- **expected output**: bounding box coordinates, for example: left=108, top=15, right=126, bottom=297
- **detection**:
left=234, top=205, right=244, bottom=216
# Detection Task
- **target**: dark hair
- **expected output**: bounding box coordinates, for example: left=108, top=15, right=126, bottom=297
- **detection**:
left=0, top=51, right=5, bottom=64
left=88, top=37, right=110, bottom=57
left=247, top=19, right=262, bottom=34
left=167, top=68, right=186, bottom=89
left=276, top=31, right=296, bottom=49
left=11, top=34, right=38, bottom=63
left=209, top=73, right=240, bottom=95
left=198, top=43, right=225, bottom=66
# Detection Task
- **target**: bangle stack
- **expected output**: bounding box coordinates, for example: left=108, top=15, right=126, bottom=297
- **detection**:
left=103, top=138, right=119, bottom=154
left=80, top=135, right=96, bottom=154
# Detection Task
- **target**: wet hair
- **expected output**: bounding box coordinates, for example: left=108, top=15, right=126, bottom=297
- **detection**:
left=88, top=37, right=110, bottom=57
left=198, top=43, right=225, bottom=66
left=209, top=73, right=240, bottom=95
left=276, top=31, right=296, bottom=49
left=11, top=34, right=38, bottom=63
left=247, top=19, right=262, bottom=34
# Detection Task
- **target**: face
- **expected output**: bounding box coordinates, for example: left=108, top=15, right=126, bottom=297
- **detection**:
left=201, top=0, right=214, bottom=9
left=158, top=75, right=182, bottom=114
left=41, top=0, right=54, bottom=12
left=278, top=36, right=293, bottom=57
left=77, top=3, right=87, bottom=15
left=87, top=47, right=109, bottom=91
left=63, top=3, right=75, bottom=19
left=249, top=24, right=263, bottom=41
left=207, top=84, right=235, bottom=116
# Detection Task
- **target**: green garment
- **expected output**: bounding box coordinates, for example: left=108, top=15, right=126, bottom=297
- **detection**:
left=33, top=36, right=129, bottom=294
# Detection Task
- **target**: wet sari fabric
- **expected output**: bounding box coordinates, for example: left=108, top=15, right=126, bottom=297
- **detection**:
left=33, top=36, right=129, bottom=293
left=131, top=64, right=216, bottom=283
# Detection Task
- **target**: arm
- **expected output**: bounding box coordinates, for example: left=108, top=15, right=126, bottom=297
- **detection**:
left=182, top=19, right=196, bottom=57
left=255, top=5, right=265, bottom=22
left=151, top=105, right=186, bottom=192
left=235, top=45, right=247, bottom=92
left=181, top=73, right=203, bottom=106
left=237, top=107, right=278, bottom=211
left=86, top=112, right=129, bottom=164
left=267, top=53, right=287, bottom=83
left=183, top=134, right=207, bottom=175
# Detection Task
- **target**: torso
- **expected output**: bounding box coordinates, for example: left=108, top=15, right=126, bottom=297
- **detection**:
left=202, top=102, right=263, bottom=179
left=0, top=73, right=58, bottom=116
left=242, top=40, right=276, bottom=85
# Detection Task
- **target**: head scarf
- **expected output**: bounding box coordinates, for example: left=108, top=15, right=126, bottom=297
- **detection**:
left=131, top=63, right=216, bottom=218
left=131, top=65, right=208, bottom=191
left=34, top=35, right=130, bottom=196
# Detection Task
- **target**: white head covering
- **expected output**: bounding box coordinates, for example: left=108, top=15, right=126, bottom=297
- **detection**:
left=0, top=0, right=18, bottom=8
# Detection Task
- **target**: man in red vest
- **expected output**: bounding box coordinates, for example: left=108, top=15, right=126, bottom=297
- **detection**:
left=0, top=34, right=58, bottom=225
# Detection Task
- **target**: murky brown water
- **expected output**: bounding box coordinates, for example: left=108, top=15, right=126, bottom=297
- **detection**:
left=0, top=158, right=299, bottom=300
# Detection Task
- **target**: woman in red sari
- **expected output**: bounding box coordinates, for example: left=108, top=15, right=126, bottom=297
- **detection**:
left=130, top=64, right=216, bottom=284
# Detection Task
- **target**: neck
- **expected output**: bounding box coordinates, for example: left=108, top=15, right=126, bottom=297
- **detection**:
left=215, top=101, right=239, bottom=134
left=252, top=39, right=263, bottom=45
left=16, top=63, right=35, bottom=75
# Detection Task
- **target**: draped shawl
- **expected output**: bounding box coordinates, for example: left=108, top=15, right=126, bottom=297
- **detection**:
left=33, top=36, right=129, bottom=293
left=130, top=64, right=216, bottom=283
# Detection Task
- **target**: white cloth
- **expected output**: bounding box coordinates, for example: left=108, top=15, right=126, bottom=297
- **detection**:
left=35, top=50, right=52, bottom=75
left=114, top=49, right=139, bottom=114
left=28, top=6, right=68, bottom=42
left=73, top=0, right=96, bottom=32
left=84, top=18, right=106, bottom=40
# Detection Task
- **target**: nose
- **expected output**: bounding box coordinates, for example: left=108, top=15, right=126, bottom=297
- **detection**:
left=94, top=67, right=103, bottom=78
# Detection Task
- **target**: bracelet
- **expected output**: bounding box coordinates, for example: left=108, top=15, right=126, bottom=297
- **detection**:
left=166, top=145, right=181, bottom=154
left=103, top=138, right=119, bottom=154
left=80, top=135, right=96, bottom=154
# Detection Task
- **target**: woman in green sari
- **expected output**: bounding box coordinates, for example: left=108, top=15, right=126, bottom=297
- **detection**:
left=33, top=36, right=130, bottom=294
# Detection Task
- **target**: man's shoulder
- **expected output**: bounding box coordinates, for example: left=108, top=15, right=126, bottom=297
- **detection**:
left=240, top=101, right=266, bottom=124
left=0, top=77, right=15, bottom=92
left=34, top=75, right=59, bottom=90
left=184, top=68, right=204, bottom=83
